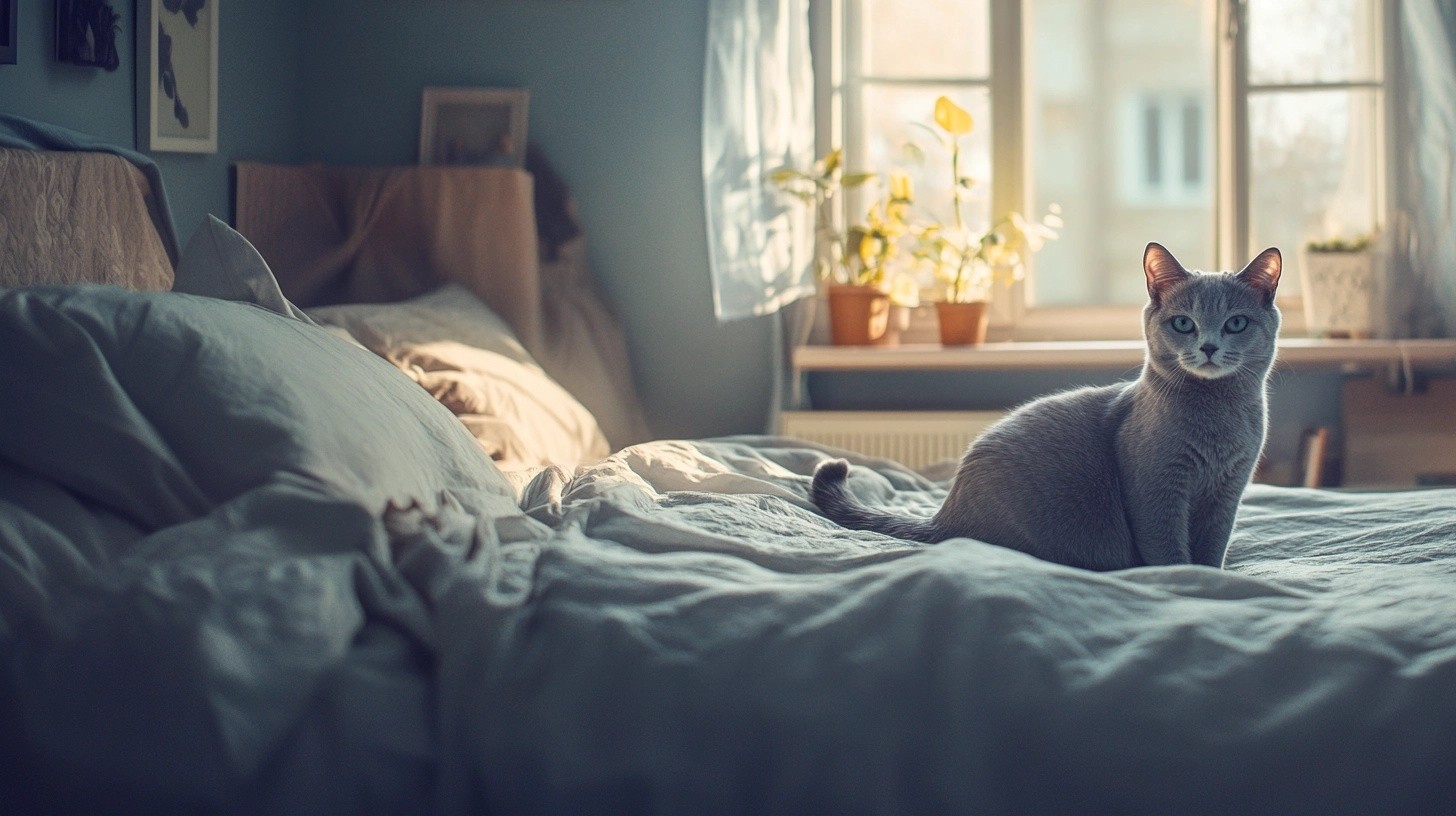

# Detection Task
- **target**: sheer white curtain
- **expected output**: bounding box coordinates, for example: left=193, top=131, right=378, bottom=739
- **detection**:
left=1389, top=0, right=1456, bottom=337
left=702, top=0, right=815, bottom=322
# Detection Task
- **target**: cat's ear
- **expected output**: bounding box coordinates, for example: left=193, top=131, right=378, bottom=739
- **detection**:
left=1144, top=242, right=1190, bottom=305
left=1236, top=247, right=1282, bottom=305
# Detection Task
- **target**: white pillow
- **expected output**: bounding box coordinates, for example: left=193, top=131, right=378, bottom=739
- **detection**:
left=309, top=284, right=534, bottom=364
left=172, top=215, right=317, bottom=324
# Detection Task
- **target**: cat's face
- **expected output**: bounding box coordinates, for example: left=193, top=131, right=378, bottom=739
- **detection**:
left=1141, top=244, right=1281, bottom=381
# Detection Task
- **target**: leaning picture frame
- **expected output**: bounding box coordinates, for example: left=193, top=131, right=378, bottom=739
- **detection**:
left=419, top=87, right=529, bottom=168
left=136, top=0, right=218, bottom=153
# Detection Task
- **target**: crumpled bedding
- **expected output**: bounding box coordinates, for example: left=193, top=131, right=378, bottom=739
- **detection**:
left=425, top=438, right=1456, bottom=815
left=2, top=288, right=1455, bottom=815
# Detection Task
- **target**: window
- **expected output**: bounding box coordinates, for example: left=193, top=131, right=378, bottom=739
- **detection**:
left=815, top=0, right=1395, bottom=325
left=1125, top=94, right=1209, bottom=206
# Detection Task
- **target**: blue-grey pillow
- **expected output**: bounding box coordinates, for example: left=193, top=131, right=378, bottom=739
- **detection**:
left=0, top=285, right=524, bottom=530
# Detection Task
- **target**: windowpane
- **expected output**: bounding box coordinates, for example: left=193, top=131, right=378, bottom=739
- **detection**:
left=860, top=0, right=990, bottom=79
left=1181, top=102, right=1201, bottom=185
left=1248, top=89, right=1380, bottom=297
left=1248, top=0, right=1381, bottom=86
left=1031, top=0, right=1215, bottom=307
left=1144, top=103, right=1162, bottom=186
left=853, top=85, right=992, bottom=231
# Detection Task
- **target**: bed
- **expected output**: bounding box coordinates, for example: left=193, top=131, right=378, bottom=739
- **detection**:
left=2, top=119, right=1455, bottom=815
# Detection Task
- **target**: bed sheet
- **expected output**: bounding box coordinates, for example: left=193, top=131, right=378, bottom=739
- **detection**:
left=411, top=436, right=1456, bottom=815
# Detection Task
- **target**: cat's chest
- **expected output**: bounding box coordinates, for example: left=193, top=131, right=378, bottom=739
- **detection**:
left=1121, top=396, right=1262, bottom=486
left=1170, top=409, right=1262, bottom=485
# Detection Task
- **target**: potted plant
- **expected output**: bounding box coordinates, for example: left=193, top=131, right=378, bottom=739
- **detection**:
left=909, top=96, right=1061, bottom=345
left=1301, top=233, right=1376, bottom=339
left=771, top=150, right=919, bottom=345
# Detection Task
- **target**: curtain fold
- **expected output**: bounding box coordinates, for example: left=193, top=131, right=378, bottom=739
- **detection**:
left=702, top=0, right=815, bottom=322
left=1390, top=0, right=1456, bottom=337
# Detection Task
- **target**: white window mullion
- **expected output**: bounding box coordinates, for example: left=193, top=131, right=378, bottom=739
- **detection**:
left=1381, top=0, right=1402, bottom=242
left=988, top=0, right=1026, bottom=318
left=810, top=0, right=841, bottom=160
left=1216, top=0, right=1247, bottom=273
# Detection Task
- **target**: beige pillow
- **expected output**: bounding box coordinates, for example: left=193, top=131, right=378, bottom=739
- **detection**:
left=309, top=284, right=536, bottom=364
left=388, top=340, right=610, bottom=471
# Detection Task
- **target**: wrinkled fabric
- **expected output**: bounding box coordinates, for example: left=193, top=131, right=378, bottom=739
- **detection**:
left=1390, top=0, right=1456, bottom=336
left=0, top=286, right=543, bottom=814
left=702, top=0, right=816, bottom=321
left=426, top=437, right=1456, bottom=815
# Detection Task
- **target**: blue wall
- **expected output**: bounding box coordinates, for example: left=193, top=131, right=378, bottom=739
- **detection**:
left=297, top=0, right=776, bottom=441
left=0, top=0, right=304, bottom=240
left=0, top=0, right=1348, bottom=470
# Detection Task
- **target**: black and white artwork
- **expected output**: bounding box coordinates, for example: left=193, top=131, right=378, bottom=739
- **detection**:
left=137, top=0, right=217, bottom=153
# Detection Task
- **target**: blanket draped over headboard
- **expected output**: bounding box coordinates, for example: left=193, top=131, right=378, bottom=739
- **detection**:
left=0, top=148, right=174, bottom=291
left=233, top=162, right=653, bottom=448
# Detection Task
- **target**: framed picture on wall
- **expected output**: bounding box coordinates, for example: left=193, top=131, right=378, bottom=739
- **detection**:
left=1, top=0, right=18, bottom=65
left=136, top=0, right=217, bottom=153
left=419, top=87, right=529, bottom=168
left=56, top=0, right=123, bottom=70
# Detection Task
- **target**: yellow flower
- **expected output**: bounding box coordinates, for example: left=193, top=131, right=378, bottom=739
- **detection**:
left=889, top=171, right=914, bottom=202
left=934, top=96, right=973, bottom=136
left=858, top=232, right=883, bottom=267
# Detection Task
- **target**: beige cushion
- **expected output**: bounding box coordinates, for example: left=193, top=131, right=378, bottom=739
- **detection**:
left=388, top=340, right=610, bottom=471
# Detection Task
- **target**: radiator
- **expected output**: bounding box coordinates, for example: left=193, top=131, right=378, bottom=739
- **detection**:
left=779, top=410, right=1005, bottom=471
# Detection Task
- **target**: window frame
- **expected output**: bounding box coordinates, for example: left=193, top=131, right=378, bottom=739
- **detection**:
left=811, top=0, right=1403, bottom=342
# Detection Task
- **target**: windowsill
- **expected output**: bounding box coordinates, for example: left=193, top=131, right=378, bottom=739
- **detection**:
left=886, top=296, right=1313, bottom=345
left=793, top=337, right=1456, bottom=373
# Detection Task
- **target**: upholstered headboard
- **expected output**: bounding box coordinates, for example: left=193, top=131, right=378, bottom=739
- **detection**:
left=0, top=148, right=175, bottom=291
left=232, top=163, right=545, bottom=351
left=234, top=161, right=655, bottom=448
left=0, top=114, right=181, bottom=290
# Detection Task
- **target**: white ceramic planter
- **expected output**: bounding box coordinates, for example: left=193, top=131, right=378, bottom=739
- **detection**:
left=1301, top=250, right=1375, bottom=339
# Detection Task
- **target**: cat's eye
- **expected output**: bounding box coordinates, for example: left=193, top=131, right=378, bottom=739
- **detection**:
left=1225, top=315, right=1249, bottom=333
left=1171, top=316, right=1195, bottom=334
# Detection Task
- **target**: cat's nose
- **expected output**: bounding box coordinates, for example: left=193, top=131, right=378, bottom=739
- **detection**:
left=1200, top=343, right=1218, bottom=357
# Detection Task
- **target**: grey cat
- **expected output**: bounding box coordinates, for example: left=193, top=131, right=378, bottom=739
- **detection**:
left=810, top=242, right=1281, bottom=571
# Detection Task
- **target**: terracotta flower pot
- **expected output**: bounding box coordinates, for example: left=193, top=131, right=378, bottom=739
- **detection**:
left=935, top=300, right=989, bottom=346
left=827, top=284, right=892, bottom=346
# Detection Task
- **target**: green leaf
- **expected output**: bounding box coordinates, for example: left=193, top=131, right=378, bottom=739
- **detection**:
left=907, top=121, right=947, bottom=152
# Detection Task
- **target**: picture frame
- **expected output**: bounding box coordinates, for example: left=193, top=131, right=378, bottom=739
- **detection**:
left=56, top=0, right=123, bottom=71
left=136, top=0, right=217, bottom=153
left=419, top=87, right=529, bottom=168
left=1, top=0, right=17, bottom=65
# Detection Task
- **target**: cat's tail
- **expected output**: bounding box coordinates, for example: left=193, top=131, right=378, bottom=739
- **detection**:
left=809, top=459, right=940, bottom=543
